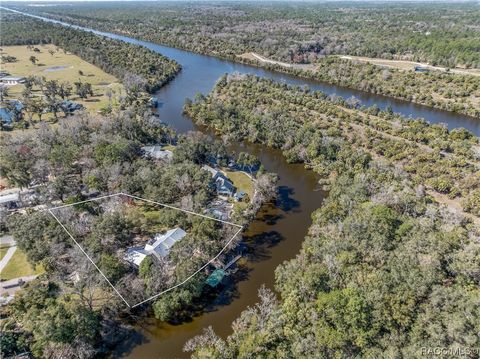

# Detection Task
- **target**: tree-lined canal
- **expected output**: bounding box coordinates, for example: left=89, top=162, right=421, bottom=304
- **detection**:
left=3, top=7, right=479, bottom=358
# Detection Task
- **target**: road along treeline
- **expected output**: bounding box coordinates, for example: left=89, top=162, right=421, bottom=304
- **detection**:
left=183, top=74, right=480, bottom=357
left=8, top=2, right=480, bottom=117
left=0, top=12, right=181, bottom=92
left=10, top=1, right=480, bottom=69
left=256, top=57, right=480, bottom=118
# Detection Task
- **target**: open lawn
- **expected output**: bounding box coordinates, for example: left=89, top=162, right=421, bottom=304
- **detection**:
left=1, top=44, right=124, bottom=113
left=222, top=169, right=254, bottom=198
left=0, top=245, right=9, bottom=261
left=0, top=248, right=44, bottom=281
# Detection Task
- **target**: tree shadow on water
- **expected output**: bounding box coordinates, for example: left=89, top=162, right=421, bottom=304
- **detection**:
left=111, top=325, right=148, bottom=358
left=276, top=185, right=300, bottom=213
left=158, top=266, right=251, bottom=325
left=243, top=230, right=284, bottom=262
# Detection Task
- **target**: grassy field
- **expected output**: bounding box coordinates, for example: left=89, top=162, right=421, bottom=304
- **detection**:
left=222, top=169, right=254, bottom=198
left=1, top=44, right=124, bottom=113
left=0, top=245, right=9, bottom=261
left=0, top=248, right=44, bottom=281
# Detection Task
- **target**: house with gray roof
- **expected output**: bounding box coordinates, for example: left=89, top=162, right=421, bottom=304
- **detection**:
left=124, top=227, right=187, bottom=266
left=202, top=165, right=236, bottom=197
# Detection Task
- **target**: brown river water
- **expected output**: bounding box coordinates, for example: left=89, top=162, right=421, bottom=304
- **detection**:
left=3, top=7, right=478, bottom=358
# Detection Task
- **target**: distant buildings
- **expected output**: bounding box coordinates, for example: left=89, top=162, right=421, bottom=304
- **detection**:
left=0, top=76, right=25, bottom=86
left=202, top=165, right=236, bottom=197
left=124, top=227, right=187, bottom=266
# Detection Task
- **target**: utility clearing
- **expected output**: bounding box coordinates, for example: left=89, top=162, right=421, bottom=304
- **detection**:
left=339, top=55, right=480, bottom=77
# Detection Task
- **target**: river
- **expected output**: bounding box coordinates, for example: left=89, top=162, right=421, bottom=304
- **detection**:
left=2, top=7, right=479, bottom=359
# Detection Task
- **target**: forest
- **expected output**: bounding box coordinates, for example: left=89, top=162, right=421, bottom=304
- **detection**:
left=0, top=12, right=181, bottom=92
left=183, top=74, right=480, bottom=357
left=0, top=100, right=276, bottom=357
left=8, top=1, right=479, bottom=117
left=8, top=1, right=479, bottom=68
left=263, top=57, right=480, bottom=118
left=185, top=74, right=480, bottom=217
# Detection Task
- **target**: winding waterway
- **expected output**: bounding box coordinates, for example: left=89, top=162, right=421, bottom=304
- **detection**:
left=3, top=7, right=479, bottom=358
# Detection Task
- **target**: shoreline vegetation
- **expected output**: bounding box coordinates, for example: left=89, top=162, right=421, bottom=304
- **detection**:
left=183, top=74, right=480, bottom=357
left=0, top=12, right=279, bottom=358
left=0, top=3, right=479, bottom=358
left=7, top=2, right=480, bottom=118
left=0, top=94, right=277, bottom=356
left=184, top=74, right=480, bottom=221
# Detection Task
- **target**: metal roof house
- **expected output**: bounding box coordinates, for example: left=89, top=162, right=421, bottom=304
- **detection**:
left=124, top=228, right=187, bottom=266
left=202, top=165, right=236, bottom=197
left=0, top=76, right=25, bottom=86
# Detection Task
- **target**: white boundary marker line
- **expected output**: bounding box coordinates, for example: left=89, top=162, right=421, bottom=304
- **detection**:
left=48, top=192, right=243, bottom=308
left=131, top=225, right=243, bottom=308
left=48, top=208, right=132, bottom=308
left=120, top=193, right=242, bottom=228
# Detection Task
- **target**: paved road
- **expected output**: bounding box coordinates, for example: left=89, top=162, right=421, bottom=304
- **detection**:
left=0, top=274, right=39, bottom=296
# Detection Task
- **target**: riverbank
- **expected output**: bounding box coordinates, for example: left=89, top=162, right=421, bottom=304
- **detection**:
left=1, top=7, right=479, bottom=358
left=2, top=7, right=479, bottom=135
left=183, top=73, right=480, bottom=357
left=4, top=6, right=478, bottom=119
left=236, top=53, right=480, bottom=118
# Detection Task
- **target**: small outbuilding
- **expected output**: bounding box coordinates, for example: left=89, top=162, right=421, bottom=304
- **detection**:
left=206, top=269, right=226, bottom=287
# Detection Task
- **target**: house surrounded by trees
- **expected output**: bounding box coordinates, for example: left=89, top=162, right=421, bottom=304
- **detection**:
left=124, top=227, right=187, bottom=266
left=202, top=165, right=236, bottom=197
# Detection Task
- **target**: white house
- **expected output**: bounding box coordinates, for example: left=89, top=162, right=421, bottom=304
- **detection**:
left=124, top=227, right=187, bottom=266
left=0, top=76, right=25, bottom=86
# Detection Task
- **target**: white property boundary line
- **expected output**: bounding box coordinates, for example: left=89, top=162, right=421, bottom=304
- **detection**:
left=48, top=192, right=243, bottom=309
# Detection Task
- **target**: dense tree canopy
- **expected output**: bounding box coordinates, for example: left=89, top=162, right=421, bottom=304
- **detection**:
left=8, top=2, right=479, bottom=117
left=184, top=75, right=480, bottom=358
left=185, top=74, right=480, bottom=216
left=10, top=1, right=480, bottom=68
